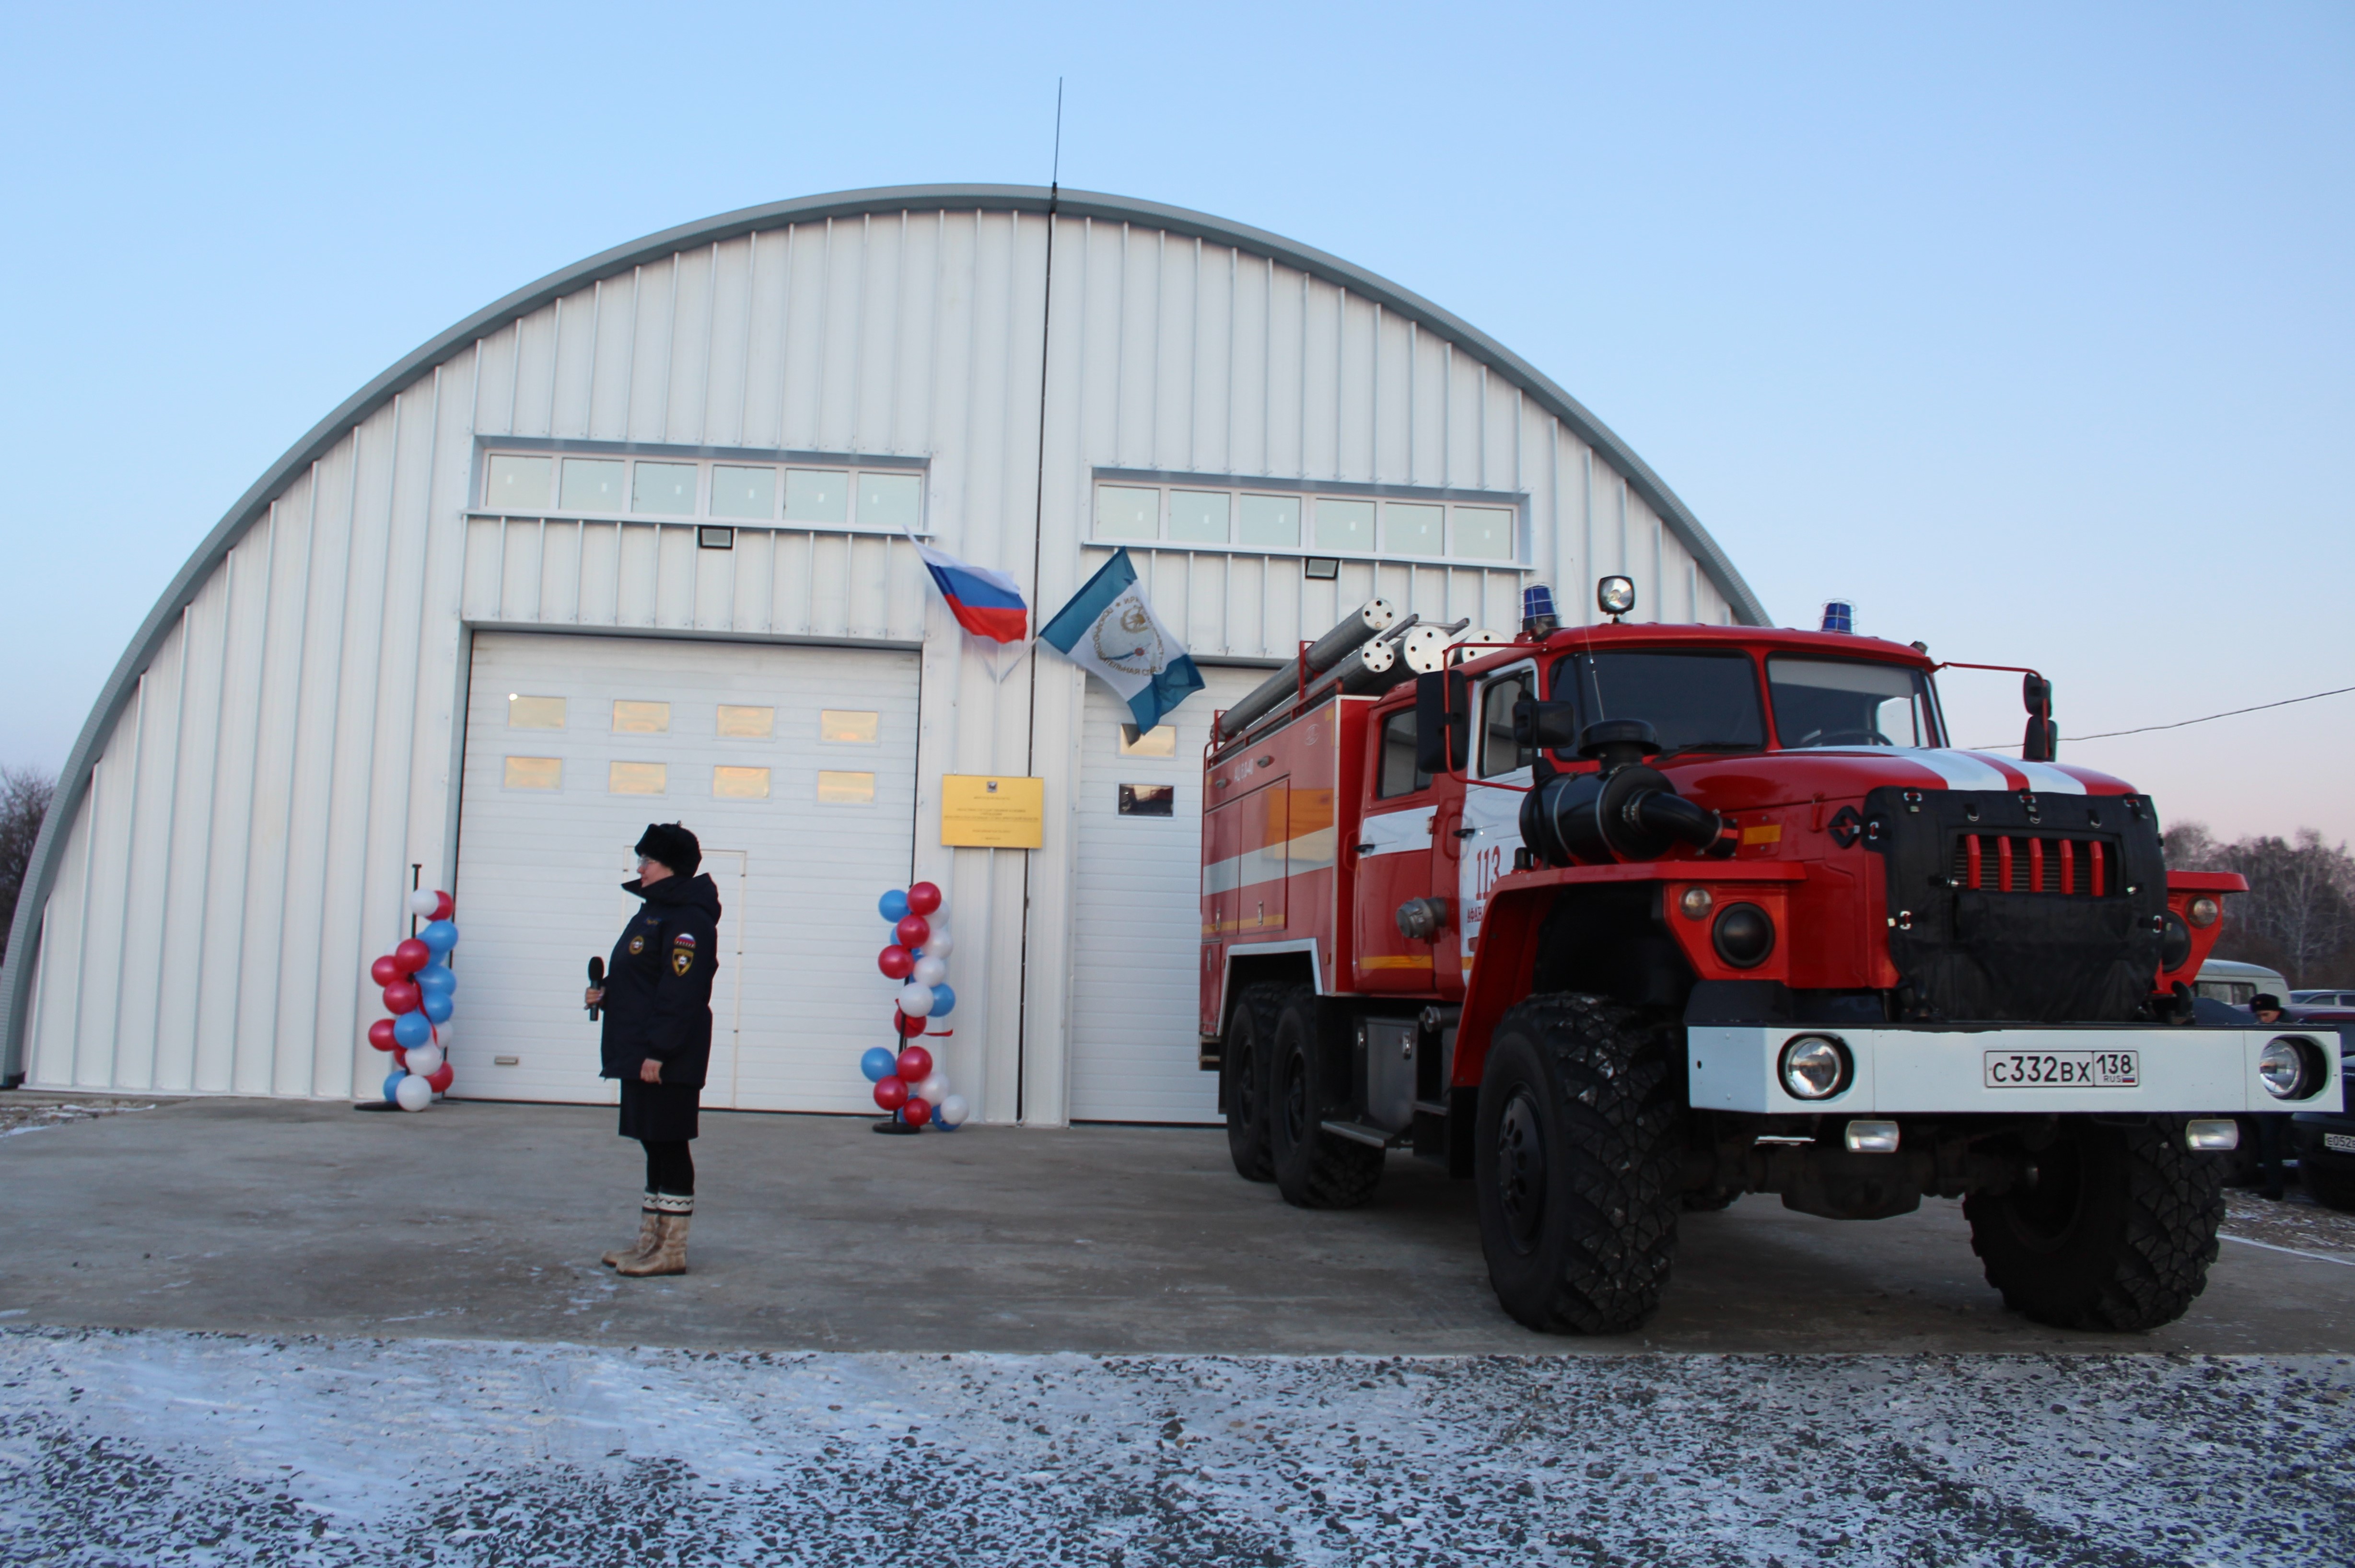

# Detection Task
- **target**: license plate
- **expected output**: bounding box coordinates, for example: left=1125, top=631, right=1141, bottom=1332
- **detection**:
left=1983, top=1050, right=2140, bottom=1088
left=2326, top=1133, right=2355, bottom=1155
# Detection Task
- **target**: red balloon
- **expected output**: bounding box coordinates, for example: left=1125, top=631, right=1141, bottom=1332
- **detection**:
left=392, top=939, right=431, bottom=974
left=367, top=1019, right=397, bottom=1052
left=370, top=954, right=403, bottom=987
left=431, top=891, right=455, bottom=920
left=895, top=915, right=931, bottom=948
left=873, top=1075, right=909, bottom=1112
left=897, top=1045, right=933, bottom=1083
left=903, top=1096, right=933, bottom=1127
left=392, top=1046, right=408, bottom=1070
left=906, top=882, right=942, bottom=916
left=877, top=945, right=914, bottom=979
left=382, top=981, right=421, bottom=1014
left=426, top=1063, right=455, bottom=1094
left=895, top=1010, right=927, bottom=1039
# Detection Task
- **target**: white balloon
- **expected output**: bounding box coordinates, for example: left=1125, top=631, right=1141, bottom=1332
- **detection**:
left=912, top=956, right=947, bottom=987
left=922, top=929, right=952, bottom=959
left=404, top=1043, right=444, bottom=1078
left=937, top=1093, right=969, bottom=1127
left=916, top=1071, right=950, bottom=1104
left=426, top=1019, right=454, bottom=1049
left=407, top=889, right=441, bottom=917
left=897, top=982, right=935, bottom=1018
left=395, top=1074, right=433, bottom=1112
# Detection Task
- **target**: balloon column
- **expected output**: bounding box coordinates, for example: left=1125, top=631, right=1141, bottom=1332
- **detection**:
left=864, top=881, right=970, bottom=1132
left=365, top=889, right=461, bottom=1111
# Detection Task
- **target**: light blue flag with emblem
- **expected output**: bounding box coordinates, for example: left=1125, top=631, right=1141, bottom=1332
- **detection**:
left=1038, top=549, right=1205, bottom=730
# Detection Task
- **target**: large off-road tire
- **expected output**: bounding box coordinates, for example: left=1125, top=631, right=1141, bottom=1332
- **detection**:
left=1222, top=983, right=1285, bottom=1182
left=1474, top=993, right=1684, bottom=1334
left=1963, top=1120, right=2224, bottom=1331
left=1268, top=987, right=1384, bottom=1209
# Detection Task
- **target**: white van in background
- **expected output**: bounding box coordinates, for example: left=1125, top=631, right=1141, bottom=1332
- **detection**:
left=2195, top=957, right=2290, bottom=1008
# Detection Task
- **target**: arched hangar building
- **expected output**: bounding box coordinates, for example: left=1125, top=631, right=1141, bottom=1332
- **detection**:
left=1, top=185, right=1767, bottom=1125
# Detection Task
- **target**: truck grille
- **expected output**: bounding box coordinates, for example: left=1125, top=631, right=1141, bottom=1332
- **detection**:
left=1949, top=833, right=2121, bottom=895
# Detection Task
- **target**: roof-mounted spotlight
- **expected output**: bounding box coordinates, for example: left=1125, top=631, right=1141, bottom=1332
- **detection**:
left=1597, top=575, right=1635, bottom=621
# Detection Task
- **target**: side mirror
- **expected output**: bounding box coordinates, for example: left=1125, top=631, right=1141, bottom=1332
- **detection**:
left=2022, top=674, right=2057, bottom=762
left=1512, top=698, right=1582, bottom=753
left=1414, top=671, right=1470, bottom=776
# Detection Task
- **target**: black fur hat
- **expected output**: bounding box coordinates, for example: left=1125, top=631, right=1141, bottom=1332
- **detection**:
left=634, top=822, right=701, bottom=877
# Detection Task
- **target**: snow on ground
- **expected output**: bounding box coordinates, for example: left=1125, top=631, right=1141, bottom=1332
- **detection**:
left=1, top=1327, right=2348, bottom=1566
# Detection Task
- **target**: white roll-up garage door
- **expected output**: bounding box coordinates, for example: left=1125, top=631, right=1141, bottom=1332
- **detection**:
left=453, top=632, right=918, bottom=1111
left=1068, top=666, right=1271, bottom=1123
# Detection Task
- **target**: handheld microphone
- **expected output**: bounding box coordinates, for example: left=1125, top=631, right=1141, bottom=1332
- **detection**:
left=586, top=956, right=605, bottom=1021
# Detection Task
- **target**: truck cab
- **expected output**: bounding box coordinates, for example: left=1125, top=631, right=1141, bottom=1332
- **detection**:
left=1203, top=581, right=2332, bottom=1336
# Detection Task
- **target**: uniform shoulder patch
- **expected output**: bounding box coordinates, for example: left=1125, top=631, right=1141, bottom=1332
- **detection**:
left=628, top=935, right=645, bottom=954
left=671, top=932, right=697, bottom=976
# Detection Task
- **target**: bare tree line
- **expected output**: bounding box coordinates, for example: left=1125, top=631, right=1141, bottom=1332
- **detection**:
left=2165, top=822, right=2355, bottom=987
left=0, top=766, right=56, bottom=965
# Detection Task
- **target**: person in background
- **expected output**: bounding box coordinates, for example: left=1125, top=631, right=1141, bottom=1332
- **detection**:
left=2249, top=993, right=2290, bottom=1201
left=583, top=823, right=722, bottom=1276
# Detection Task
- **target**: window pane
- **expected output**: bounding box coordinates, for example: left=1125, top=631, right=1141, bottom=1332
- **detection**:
left=1315, top=498, right=1374, bottom=552
left=1767, top=656, right=1939, bottom=749
left=1119, top=724, right=1177, bottom=757
left=1095, top=486, right=1160, bottom=540
left=821, top=709, right=879, bottom=743
left=560, top=458, right=626, bottom=511
left=503, top=756, right=561, bottom=790
left=1119, top=784, right=1176, bottom=816
left=1237, top=494, right=1300, bottom=546
left=632, top=461, right=698, bottom=514
left=1384, top=502, right=1443, bottom=555
left=710, top=465, right=776, bottom=520
left=609, top=761, right=667, bottom=794
left=1554, top=651, right=1766, bottom=754
left=1166, top=490, right=1230, bottom=543
left=506, top=694, right=565, bottom=729
left=485, top=454, right=552, bottom=511
left=713, top=765, right=771, bottom=799
left=612, top=700, right=671, bottom=734
left=1376, top=711, right=1429, bottom=797
left=857, top=472, right=921, bottom=529
left=817, top=770, right=876, bottom=804
left=1451, top=506, right=1514, bottom=560
left=783, top=469, right=849, bottom=522
left=717, top=704, right=774, bottom=738
left=1480, top=674, right=1533, bottom=777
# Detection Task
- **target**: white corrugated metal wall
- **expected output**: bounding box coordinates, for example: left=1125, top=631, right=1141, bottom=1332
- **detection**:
left=10, top=187, right=1758, bottom=1126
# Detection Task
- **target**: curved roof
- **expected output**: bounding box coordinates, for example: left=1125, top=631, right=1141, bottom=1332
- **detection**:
left=1, top=184, right=1767, bottom=1063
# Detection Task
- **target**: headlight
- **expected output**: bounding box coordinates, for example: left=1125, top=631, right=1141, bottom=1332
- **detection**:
left=2259, top=1036, right=2326, bottom=1101
left=2186, top=895, right=2219, bottom=928
left=1679, top=886, right=1714, bottom=920
left=2159, top=911, right=2192, bottom=972
left=1597, top=575, right=1636, bottom=616
left=1780, top=1034, right=1852, bottom=1100
left=1713, top=903, right=1775, bottom=968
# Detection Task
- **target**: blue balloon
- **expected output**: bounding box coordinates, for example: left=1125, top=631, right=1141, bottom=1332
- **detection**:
left=928, top=984, right=956, bottom=1018
left=393, top=1010, right=433, bottom=1048
left=420, top=919, right=459, bottom=955
left=934, top=1113, right=959, bottom=1132
left=415, top=965, right=456, bottom=997
left=860, top=1046, right=897, bottom=1083
left=421, top=991, right=454, bottom=1023
left=879, top=889, right=909, bottom=923
left=382, top=1069, right=406, bottom=1103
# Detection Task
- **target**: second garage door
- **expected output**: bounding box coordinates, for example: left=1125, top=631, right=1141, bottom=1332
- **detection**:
left=453, top=632, right=919, bottom=1111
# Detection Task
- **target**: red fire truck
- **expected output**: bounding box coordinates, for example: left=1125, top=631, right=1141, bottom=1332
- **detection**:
left=1200, top=579, right=2331, bottom=1335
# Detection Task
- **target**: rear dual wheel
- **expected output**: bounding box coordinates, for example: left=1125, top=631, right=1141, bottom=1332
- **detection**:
left=1266, top=987, right=1385, bottom=1209
left=1222, top=983, right=1284, bottom=1182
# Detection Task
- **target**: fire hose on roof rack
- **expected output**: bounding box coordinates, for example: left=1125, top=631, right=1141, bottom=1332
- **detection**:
left=1214, top=598, right=1398, bottom=740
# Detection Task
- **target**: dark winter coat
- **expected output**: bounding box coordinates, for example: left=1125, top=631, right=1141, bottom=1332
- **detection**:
left=598, top=872, right=722, bottom=1089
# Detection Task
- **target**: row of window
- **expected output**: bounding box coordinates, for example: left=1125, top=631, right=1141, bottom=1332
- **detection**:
left=501, top=756, right=877, bottom=803
left=482, top=453, right=923, bottom=528
left=1095, top=483, right=1516, bottom=562
left=507, top=694, right=881, bottom=744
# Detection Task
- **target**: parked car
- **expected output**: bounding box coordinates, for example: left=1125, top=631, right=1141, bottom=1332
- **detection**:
left=2293, top=1030, right=2355, bottom=1210
left=2196, top=958, right=2291, bottom=1008
left=2291, top=990, right=2355, bottom=1007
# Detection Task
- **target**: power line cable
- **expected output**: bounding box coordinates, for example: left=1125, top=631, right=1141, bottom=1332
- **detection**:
left=1970, top=683, right=2355, bottom=751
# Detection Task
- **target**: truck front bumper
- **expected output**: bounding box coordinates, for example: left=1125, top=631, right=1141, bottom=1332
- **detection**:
left=1686, top=1024, right=2338, bottom=1115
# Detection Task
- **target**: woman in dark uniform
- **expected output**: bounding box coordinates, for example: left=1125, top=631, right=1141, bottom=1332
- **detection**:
left=583, top=822, right=722, bottom=1277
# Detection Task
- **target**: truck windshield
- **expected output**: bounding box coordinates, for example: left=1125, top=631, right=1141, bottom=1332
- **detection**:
left=1766, top=656, right=1943, bottom=748
left=1551, top=651, right=1765, bottom=754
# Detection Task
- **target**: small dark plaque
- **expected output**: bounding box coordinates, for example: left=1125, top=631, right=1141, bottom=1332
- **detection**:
left=1119, top=784, right=1175, bottom=816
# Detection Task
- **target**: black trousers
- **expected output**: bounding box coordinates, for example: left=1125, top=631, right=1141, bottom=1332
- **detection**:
left=642, top=1139, right=695, bottom=1196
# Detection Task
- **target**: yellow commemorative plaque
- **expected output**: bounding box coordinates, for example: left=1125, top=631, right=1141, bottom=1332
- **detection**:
left=940, top=775, right=1046, bottom=848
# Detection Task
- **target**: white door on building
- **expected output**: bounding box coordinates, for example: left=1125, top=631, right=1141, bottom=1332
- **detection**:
left=454, top=632, right=919, bottom=1111
left=1068, top=665, right=1272, bottom=1123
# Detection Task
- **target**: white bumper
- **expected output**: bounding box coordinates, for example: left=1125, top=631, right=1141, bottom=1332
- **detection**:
left=1687, top=1025, right=2341, bottom=1115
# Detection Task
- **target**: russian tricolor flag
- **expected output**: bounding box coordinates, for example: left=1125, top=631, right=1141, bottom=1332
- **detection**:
left=912, top=540, right=1029, bottom=644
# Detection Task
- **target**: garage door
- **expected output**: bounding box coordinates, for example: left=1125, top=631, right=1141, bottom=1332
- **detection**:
left=454, top=632, right=918, bottom=1111
left=1068, top=666, right=1271, bottom=1123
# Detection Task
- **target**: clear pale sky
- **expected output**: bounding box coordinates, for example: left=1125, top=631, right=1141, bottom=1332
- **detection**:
left=5, top=2, right=2348, bottom=841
